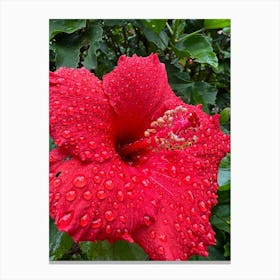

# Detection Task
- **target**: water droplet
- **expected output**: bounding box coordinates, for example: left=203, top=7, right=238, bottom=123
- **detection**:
left=52, top=178, right=61, bottom=188
left=177, top=213, right=184, bottom=221
left=93, top=175, right=102, bottom=184
left=124, top=182, right=133, bottom=190
left=54, top=192, right=61, bottom=200
left=186, top=216, right=191, bottom=224
left=62, top=130, right=72, bottom=139
left=113, top=201, right=119, bottom=209
left=83, top=190, right=92, bottom=200
left=169, top=203, right=175, bottom=210
left=126, top=191, right=135, bottom=200
left=105, top=224, right=112, bottom=234
left=168, top=164, right=177, bottom=177
left=190, top=207, right=196, bottom=215
left=160, top=207, right=166, bottom=214
left=116, top=190, right=124, bottom=202
left=91, top=218, right=102, bottom=229
left=96, top=190, right=107, bottom=200
left=203, top=179, right=211, bottom=187
left=119, top=215, right=127, bottom=223
left=150, top=231, right=156, bottom=239
left=104, top=180, right=114, bottom=190
left=187, top=190, right=194, bottom=201
left=163, top=219, right=168, bottom=225
left=151, top=199, right=158, bottom=208
left=58, top=212, right=73, bottom=228
left=143, top=215, right=152, bottom=226
left=66, top=190, right=77, bottom=201
left=194, top=160, right=201, bottom=168
left=158, top=233, right=167, bottom=242
left=141, top=179, right=151, bottom=188
left=174, top=223, right=181, bottom=231
left=184, top=175, right=192, bottom=183
left=207, top=232, right=215, bottom=242
left=80, top=213, right=90, bottom=227
left=104, top=210, right=115, bottom=222
left=157, top=246, right=165, bottom=255
left=192, top=223, right=198, bottom=231
left=73, top=175, right=87, bottom=188
left=198, top=201, right=207, bottom=212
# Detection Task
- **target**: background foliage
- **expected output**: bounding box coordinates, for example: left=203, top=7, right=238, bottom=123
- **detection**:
left=49, top=19, right=230, bottom=261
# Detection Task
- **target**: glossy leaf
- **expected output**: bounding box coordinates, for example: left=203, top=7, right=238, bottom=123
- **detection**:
left=49, top=218, right=74, bottom=260
left=142, top=19, right=167, bottom=34
left=79, top=240, right=147, bottom=260
left=220, top=107, right=230, bottom=124
left=204, top=19, right=230, bottom=29
left=218, top=168, right=230, bottom=187
left=82, top=23, right=103, bottom=70
left=181, top=34, right=218, bottom=68
left=211, top=204, right=230, bottom=233
left=53, top=33, right=83, bottom=68
left=49, top=19, right=86, bottom=40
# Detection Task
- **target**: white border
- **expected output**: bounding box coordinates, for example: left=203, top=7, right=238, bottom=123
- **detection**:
left=1, top=0, right=279, bottom=279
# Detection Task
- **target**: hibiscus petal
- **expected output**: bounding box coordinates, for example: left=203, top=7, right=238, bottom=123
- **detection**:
left=50, top=67, right=115, bottom=162
left=103, top=54, right=181, bottom=144
left=120, top=104, right=230, bottom=260
left=49, top=153, right=160, bottom=244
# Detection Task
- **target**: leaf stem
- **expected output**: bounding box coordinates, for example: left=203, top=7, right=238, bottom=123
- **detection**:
left=177, top=28, right=205, bottom=42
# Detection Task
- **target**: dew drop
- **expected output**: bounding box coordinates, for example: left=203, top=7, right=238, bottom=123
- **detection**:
left=141, top=179, right=151, bottom=188
left=104, top=210, right=115, bottom=222
left=73, top=175, right=87, bottom=188
left=88, top=140, right=96, bottom=149
left=150, top=230, right=156, bottom=239
left=105, top=224, right=112, bottom=234
left=120, top=215, right=127, bottom=223
left=83, top=190, right=92, bottom=200
left=91, top=218, right=102, bottom=229
left=126, top=191, right=135, bottom=200
left=54, top=192, right=61, bottom=200
left=124, top=182, right=133, bottom=190
left=177, top=213, right=184, bottom=222
left=93, top=175, right=102, bottom=184
left=168, top=164, right=177, bottom=177
left=104, top=180, right=114, bottom=190
left=143, top=215, right=152, bottom=226
left=184, top=175, right=192, bottom=183
left=157, top=246, right=165, bottom=255
left=96, top=190, right=107, bottom=200
left=187, top=190, right=194, bottom=201
left=52, top=178, right=61, bottom=188
left=113, top=201, right=119, bottom=209
left=151, top=199, right=158, bottom=208
left=198, top=201, right=208, bottom=212
left=62, top=130, right=72, bottom=139
left=115, top=190, right=123, bottom=202
left=158, top=233, right=167, bottom=242
left=174, top=223, right=181, bottom=231
left=65, top=190, right=77, bottom=201
left=58, top=212, right=73, bottom=228
left=79, top=213, right=90, bottom=227
left=163, top=219, right=168, bottom=225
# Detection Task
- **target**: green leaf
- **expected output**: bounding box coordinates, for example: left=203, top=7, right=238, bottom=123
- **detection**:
left=49, top=19, right=86, bottom=40
left=49, top=218, right=74, bottom=261
left=53, top=32, right=84, bottom=68
left=224, top=242, right=230, bottom=257
left=217, top=190, right=230, bottom=204
left=189, top=82, right=217, bottom=113
left=49, top=137, right=56, bottom=151
left=220, top=107, right=230, bottom=124
left=204, top=19, right=230, bottom=29
left=142, top=19, right=167, bottom=34
left=219, top=153, right=230, bottom=169
left=218, top=168, right=230, bottom=187
left=79, top=240, right=147, bottom=261
left=211, top=204, right=230, bottom=233
left=180, top=34, right=218, bottom=68
left=82, top=23, right=103, bottom=70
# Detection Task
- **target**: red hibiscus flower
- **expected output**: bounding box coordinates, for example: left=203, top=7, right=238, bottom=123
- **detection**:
left=49, top=53, right=230, bottom=261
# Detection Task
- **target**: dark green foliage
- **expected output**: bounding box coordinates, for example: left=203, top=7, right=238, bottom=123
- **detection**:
left=49, top=19, right=230, bottom=261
